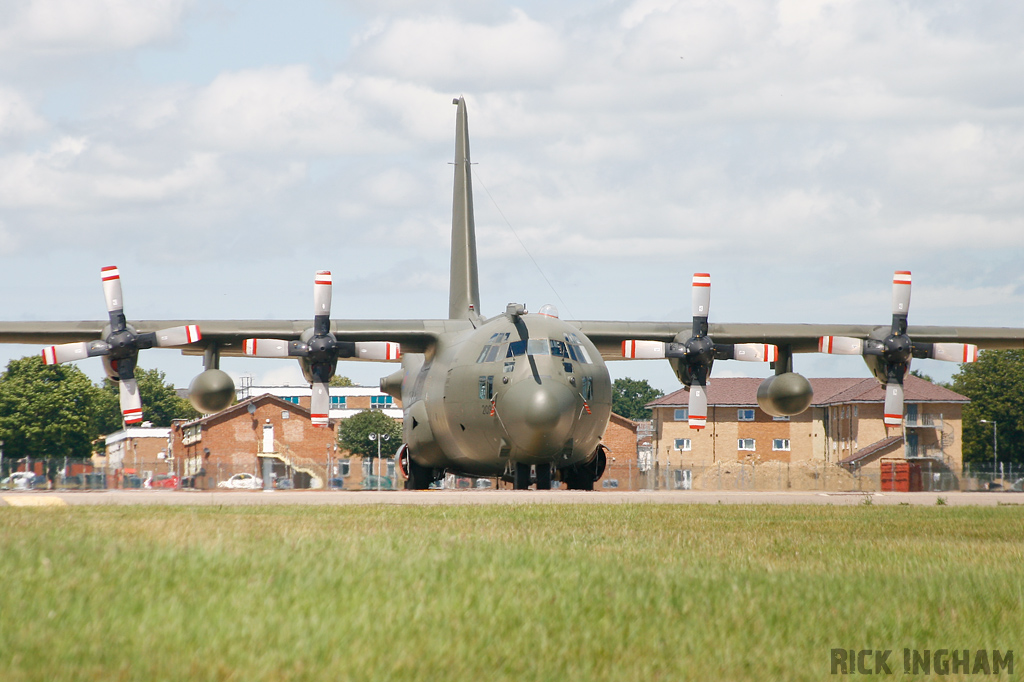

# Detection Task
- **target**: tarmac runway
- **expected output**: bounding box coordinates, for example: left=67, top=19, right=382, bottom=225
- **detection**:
left=2, top=489, right=1022, bottom=507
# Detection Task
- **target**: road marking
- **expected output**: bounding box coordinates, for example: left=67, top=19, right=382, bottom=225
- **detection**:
left=2, top=496, right=67, bottom=507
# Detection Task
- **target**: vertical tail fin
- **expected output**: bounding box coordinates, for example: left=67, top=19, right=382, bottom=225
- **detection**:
left=449, top=97, right=482, bottom=321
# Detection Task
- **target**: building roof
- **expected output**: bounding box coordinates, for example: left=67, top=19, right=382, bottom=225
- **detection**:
left=646, top=376, right=968, bottom=408
left=177, top=393, right=314, bottom=428
left=608, top=412, right=639, bottom=433
left=105, top=426, right=171, bottom=444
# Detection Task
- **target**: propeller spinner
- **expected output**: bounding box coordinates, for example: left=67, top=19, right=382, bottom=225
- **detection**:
left=41, top=266, right=201, bottom=425
left=622, top=273, right=778, bottom=430
left=818, top=270, right=978, bottom=428
left=243, top=271, right=400, bottom=427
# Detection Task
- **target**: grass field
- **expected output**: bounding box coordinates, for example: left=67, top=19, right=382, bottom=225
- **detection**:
left=1, top=504, right=1021, bottom=681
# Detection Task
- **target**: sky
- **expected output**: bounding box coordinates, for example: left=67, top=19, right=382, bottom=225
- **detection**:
left=0, top=0, right=1022, bottom=395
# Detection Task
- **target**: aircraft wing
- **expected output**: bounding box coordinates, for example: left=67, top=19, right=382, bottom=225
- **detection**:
left=572, top=321, right=1024, bottom=361
left=0, top=319, right=459, bottom=358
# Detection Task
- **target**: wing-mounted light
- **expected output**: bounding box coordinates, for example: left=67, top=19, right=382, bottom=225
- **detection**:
left=622, top=274, right=778, bottom=430
left=41, top=266, right=202, bottom=425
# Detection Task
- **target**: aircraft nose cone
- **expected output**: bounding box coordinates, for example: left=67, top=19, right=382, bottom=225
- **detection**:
left=500, top=379, right=576, bottom=460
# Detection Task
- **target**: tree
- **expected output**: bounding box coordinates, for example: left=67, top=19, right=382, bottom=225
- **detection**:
left=336, top=410, right=401, bottom=458
left=94, top=367, right=200, bottom=437
left=0, top=356, right=102, bottom=461
left=951, top=350, right=1024, bottom=467
left=612, top=378, right=664, bottom=421
left=329, top=375, right=354, bottom=387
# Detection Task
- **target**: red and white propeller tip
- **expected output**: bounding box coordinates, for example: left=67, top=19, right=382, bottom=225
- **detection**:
left=311, top=381, right=329, bottom=427
left=688, top=385, right=707, bottom=430
left=692, top=273, right=711, bottom=318
left=101, top=265, right=123, bottom=313
left=892, top=270, right=911, bottom=315
left=314, top=270, right=332, bottom=317
left=883, top=382, right=903, bottom=428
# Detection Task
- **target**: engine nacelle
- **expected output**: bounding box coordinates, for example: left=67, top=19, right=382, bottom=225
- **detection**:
left=188, top=369, right=236, bottom=414
left=756, top=372, right=813, bottom=417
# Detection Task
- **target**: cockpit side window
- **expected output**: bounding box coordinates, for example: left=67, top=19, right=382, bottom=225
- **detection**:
left=563, top=334, right=591, bottom=364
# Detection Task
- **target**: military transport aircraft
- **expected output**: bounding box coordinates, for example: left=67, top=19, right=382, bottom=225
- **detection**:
left=2, top=97, right=1022, bottom=489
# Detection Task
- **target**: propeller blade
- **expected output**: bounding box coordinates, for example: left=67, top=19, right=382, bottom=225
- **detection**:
left=818, top=336, right=865, bottom=355
left=621, top=340, right=666, bottom=359
left=688, top=383, right=707, bottom=430
left=691, top=272, right=711, bottom=329
left=729, top=343, right=778, bottom=363
left=883, top=380, right=904, bottom=428
left=119, top=378, right=143, bottom=425
left=313, top=270, right=332, bottom=336
left=310, top=380, right=329, bottom=427
left=355, top=342, right=401, bottom=361
left=892, top=270, right=912, bottom=317
left=42, top=340, right=109, bottom=365
left=101, top=265, right=124, bottom=315
left=243, top=339, right=307, bottom=358
left=152, top=325, right=201, bottom=347
left=930, top=343, right=979, bottom=363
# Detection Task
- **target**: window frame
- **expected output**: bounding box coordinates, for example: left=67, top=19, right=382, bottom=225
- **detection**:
left=738, top=438, right=756, bottom=451
left=737, top=409, right=755, bottom=422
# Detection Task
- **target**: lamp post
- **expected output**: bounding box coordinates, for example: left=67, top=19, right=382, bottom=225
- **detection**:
left=979, top=419, right=998, bottom=486
left=368, top=433, right=390, bottom=490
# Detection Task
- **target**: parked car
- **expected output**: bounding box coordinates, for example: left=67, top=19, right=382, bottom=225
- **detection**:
left=362, top=475, right=393, bottom=490
left=328, top=478, right=345, bottom=490
left=1, top=471, right=47, bottom=490
left=62, top=472, right=107, bottom=489
left=146, top=474, right=180, bottom=489
left=217, top=473, right=263, bottom=490
left=274, top=477, right=294, bottom=490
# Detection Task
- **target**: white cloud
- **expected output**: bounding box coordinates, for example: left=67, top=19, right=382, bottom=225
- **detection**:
left=352, top=9, right=566, bottom=90
left=0, top=0, right=189, bottom=54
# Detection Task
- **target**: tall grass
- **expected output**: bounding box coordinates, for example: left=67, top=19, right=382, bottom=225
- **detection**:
left=1, top=505, right=1021, bottom=681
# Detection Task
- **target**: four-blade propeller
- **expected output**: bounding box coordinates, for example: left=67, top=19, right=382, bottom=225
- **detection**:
left=41, top=266, right=201, bottom=425
left=622, top=273, right=778, bottom=430
left=818, top=270, right=978, bottom=427
left=243, top=271, right=400, bottom=427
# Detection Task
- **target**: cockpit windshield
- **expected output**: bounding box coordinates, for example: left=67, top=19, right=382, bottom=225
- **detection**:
left=505, top=337, right=588, bottom=363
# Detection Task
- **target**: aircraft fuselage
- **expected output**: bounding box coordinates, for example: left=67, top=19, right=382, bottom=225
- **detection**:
left=400, top=310, right=611, bottom=477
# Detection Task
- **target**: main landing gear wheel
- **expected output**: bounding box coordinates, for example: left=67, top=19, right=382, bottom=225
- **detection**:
left=400, top=447, right=435, bottom=490
left=513, top=462, right=532, bottom=490
left=559, top=445, right=608, bottom=491
left=535, top=463, right=552, bottom=490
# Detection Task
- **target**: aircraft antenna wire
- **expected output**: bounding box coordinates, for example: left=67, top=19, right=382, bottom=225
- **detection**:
left=472, top=168, right=575, bottom=321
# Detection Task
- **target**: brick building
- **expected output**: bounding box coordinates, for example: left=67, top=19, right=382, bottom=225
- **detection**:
left=646, top=376, right=968, bottom=489
left=598, top=413, right=642, bottom=490
left=103, top=425, right=173, bottom=484
left=170, top=394, right=338, bottom=489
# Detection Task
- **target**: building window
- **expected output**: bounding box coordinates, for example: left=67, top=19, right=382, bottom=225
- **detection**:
left=738, top=409, right=755, bottom=421
left=674, top=438, right=692, bottom=451
left=280, top=396, right=300, bottom=405
left=772, top=415, right=790, bottom=422
left=773, top=439, right=791, bottom=451
left=330, top=395, right=347, bottom=408
left=339, top=459, right=351, bottom=477
left=362, top=458, right=372, bottom=476
left=738, top=438, right=756, bottom=451
left=601, top=479, right=619, bottom=488
left=386, top=459, right=395, bottom=478
left=370, top=395, right=393, bottom=409
left=674, top=408, right=689, bottom=421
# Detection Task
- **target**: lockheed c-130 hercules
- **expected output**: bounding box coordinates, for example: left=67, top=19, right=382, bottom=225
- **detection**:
left=3, top=97, right=1023, bottom=489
